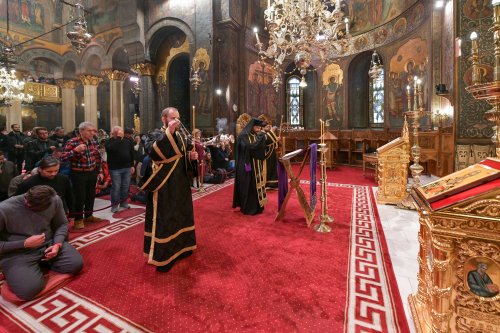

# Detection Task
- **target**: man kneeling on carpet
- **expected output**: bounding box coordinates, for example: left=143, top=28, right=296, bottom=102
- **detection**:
left=0, top=185, right=83, bottom=301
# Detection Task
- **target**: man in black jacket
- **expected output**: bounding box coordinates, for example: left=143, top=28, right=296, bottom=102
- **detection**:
left=24, top=127, right=57, bottom=172
left=105, top=126, right=135, bottom=213
left=7, top=124, right=25, bottom=173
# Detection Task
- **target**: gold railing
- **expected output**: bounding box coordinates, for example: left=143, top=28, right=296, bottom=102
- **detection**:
left=24, top=82, right=61, bottom=103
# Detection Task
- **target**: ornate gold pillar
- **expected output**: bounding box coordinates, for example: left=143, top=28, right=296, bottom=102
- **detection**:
left=102, top=69, right=129, bottom=130
left=429, top=236, right=454, bottom=333
left=78, top=74, right=103, bottom=128
left=131, top=62, right=156, bottom=132
left=57, top=79, right=79, bottom=131
left=6, top=100, right=23, bottom=131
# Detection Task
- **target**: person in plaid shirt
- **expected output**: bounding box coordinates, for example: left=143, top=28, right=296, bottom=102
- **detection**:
left=61, top=122, right=104, bottom=229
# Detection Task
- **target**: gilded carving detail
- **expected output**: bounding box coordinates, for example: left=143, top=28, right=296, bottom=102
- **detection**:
left=102, top=69, right=129, bottom=81
left=78, top=75, right=103, bottom=86
left=24, top=82, right=61, bottom=103
left=131, top=62, right=156, bottom=76
left=452, top=197, right=500, bottom=217
left=56, top=79, right=79, bottom=89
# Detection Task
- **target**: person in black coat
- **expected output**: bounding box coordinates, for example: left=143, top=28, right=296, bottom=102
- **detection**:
left=24, top=127, right=57, bottom=172
left=7, top=124, right=26, bottom=173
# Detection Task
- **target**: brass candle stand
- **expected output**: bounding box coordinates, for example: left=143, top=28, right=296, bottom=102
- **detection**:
left=465, top=12, right=500, bottom=157
left=314, top=119, right=334, bottom=233
left=398, top=77, right=427, bottom=210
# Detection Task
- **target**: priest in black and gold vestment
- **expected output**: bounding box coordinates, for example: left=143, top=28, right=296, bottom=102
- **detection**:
left=141, top=107, right=198, bottom=272
left=232, top=118, right=276, bottom=215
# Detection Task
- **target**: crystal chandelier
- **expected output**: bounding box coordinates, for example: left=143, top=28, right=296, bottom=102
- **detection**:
left=66, top=1, right=92, bottom=54
left=256, top=0, right=352, bottom=91
left=0, top=67, right=33, bottom=105
left=0, top=0, right=32, bottom=105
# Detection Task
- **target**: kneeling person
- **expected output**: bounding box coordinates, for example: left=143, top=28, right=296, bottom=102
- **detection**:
left=0, top=185, right=83, bottom=301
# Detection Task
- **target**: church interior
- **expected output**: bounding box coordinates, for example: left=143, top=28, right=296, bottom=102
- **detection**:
left=0, top=0, right=499, bottom=332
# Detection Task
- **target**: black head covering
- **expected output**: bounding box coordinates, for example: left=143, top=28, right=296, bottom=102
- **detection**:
left=240, top=118, right=266, bottom=136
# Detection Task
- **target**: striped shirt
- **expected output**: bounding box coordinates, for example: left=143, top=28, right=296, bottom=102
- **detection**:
left=61, top=136, right=102, bottom=171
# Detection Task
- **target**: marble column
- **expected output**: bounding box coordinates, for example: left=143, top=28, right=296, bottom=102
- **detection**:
left=102, top=69, right=129, bottom=130
left=6, top=100, right=23, bottom=131
left=78, top=74, right=103, bottom=128
left=57, top=79, right=79, bottom=131
left=131, top=62, right=156, bottom=132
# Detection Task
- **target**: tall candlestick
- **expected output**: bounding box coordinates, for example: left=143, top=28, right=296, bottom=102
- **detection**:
left=407, top=85, right=411, bottom=111
left=413, top=76, right=418, bottom=110
left=192, top=105, right=196, bottom=148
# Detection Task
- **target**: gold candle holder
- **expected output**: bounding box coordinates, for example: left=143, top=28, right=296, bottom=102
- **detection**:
left=314, top=119, right=334, bottom=233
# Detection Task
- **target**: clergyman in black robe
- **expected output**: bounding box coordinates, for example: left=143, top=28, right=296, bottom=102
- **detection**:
left=232, top=118, right=275, bottom=215
left=141, top=107, right=198, bottom=272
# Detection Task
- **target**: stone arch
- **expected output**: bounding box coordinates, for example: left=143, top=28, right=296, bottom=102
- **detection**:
left=18, top=48, right=64, bottom=77
left=111, top=46, right=130, bottom=73
left=85, top=54, right=102, bottom=76
left=145, top=18, right=194, bottom=62
left=348, top=51, right=373, bottom=128
left=80, top=45, right=107, bottom=74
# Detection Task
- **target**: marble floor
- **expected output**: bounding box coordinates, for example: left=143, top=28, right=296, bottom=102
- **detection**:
left=374, top=175, right=438, bottom=333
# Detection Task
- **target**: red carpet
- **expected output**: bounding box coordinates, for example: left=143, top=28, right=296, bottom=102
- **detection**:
left=68, top=219, right=110, bottom=239
left=112, top=207, right=145, bottom=219
left=0, top=169, right=408, bottom=333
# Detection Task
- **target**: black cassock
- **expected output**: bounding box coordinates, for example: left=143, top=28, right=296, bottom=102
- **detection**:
left=141, top=127, right=196, bottom=271
left=232, top=119, right=275, bottom=215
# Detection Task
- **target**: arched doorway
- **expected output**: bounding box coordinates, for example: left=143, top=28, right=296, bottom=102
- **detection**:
left=168, top=54, right=191, bottom=126
left=348, top=51, right=372, bottom=128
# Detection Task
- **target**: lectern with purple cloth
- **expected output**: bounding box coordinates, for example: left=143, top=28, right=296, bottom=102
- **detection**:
left=274, top=144, right=317, bottom=226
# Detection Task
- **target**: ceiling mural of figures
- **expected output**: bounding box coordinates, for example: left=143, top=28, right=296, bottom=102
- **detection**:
left=345, top=0, right=417, bottom=35
left=0, top=0, right=54, bottom=35
left=88, top=0, right=119, bottom=34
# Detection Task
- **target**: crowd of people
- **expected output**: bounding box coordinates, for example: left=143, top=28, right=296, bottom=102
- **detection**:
left=0, top=108, right=279, bottom=301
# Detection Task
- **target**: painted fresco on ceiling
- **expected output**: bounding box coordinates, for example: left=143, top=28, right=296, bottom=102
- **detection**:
left=345, top=0, right=417, bottom=35
left=322, top=63, right=344, bottom=128
left=458, top=0, right=495, bottom=140
left=247, top=61, right=280, bottom=122
left=0, top=0, right=48, bottom=33
left=388, top=38, right=428, bottom=125
left=88, top=1, right=119, bottom=34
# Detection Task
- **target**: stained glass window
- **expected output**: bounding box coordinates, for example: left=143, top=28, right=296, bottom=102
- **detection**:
left=287, top=77, right=301, bottom=126
left=370, top=70, right=384, bottom=126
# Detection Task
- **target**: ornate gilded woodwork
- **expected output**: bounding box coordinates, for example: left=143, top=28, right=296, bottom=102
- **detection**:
left=102, top=69, right=129, bottom=81
left=409, top=165, right=500, bottom=333
left=131, top=62, right=156, bottom=76
left=23, top=82, right=61, bottom=103
left=78, top=74, right=103, bottom=86
left=56, top=79, right=79, bottom=90
left=376, top=122, right=410, bottom=205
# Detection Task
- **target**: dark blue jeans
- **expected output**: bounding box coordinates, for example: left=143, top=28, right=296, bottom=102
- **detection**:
left=109, top=168, right=131, bottom=208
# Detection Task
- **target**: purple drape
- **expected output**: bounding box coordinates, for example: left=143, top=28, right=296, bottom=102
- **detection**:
left=277, top=161, right=288, bottom=210
left=310, top=144, right=317, bottom=212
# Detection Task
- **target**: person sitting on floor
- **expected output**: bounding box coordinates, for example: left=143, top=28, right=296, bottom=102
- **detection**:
left=95, top=160, right=112, bottom=197
left=0, top=185, right=83, bottom=301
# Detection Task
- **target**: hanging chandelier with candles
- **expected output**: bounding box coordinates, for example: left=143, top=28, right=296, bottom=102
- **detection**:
left=66, top=1, right=92, bottom=54
left=0, top=0, right=32, bottom=105
left=255, top=0, right=352, bottom=91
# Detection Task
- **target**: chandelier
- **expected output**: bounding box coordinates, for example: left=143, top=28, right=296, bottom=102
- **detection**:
left=256, top=0, right=352, bottom=91
left=129, top=76, right=142, bottom=98
left=368, top=50, right=383, bottom=81
left=66, top=1, right=92, bottom=54
left=0, top=68, right=33, bottom=105
left=0, top=0, right=32, bottom=105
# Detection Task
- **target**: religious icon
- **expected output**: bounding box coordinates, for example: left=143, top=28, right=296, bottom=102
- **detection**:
left=465, top=259, right=500, bottom=298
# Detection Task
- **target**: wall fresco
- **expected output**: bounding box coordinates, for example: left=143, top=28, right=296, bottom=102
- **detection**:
left=247, top=60, right=280, bottom=123
left=457, top=0, right=494, bottom=141
left=388, top=38, right=428, bottom=125
left=322, top=64, right=344, bottom=128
